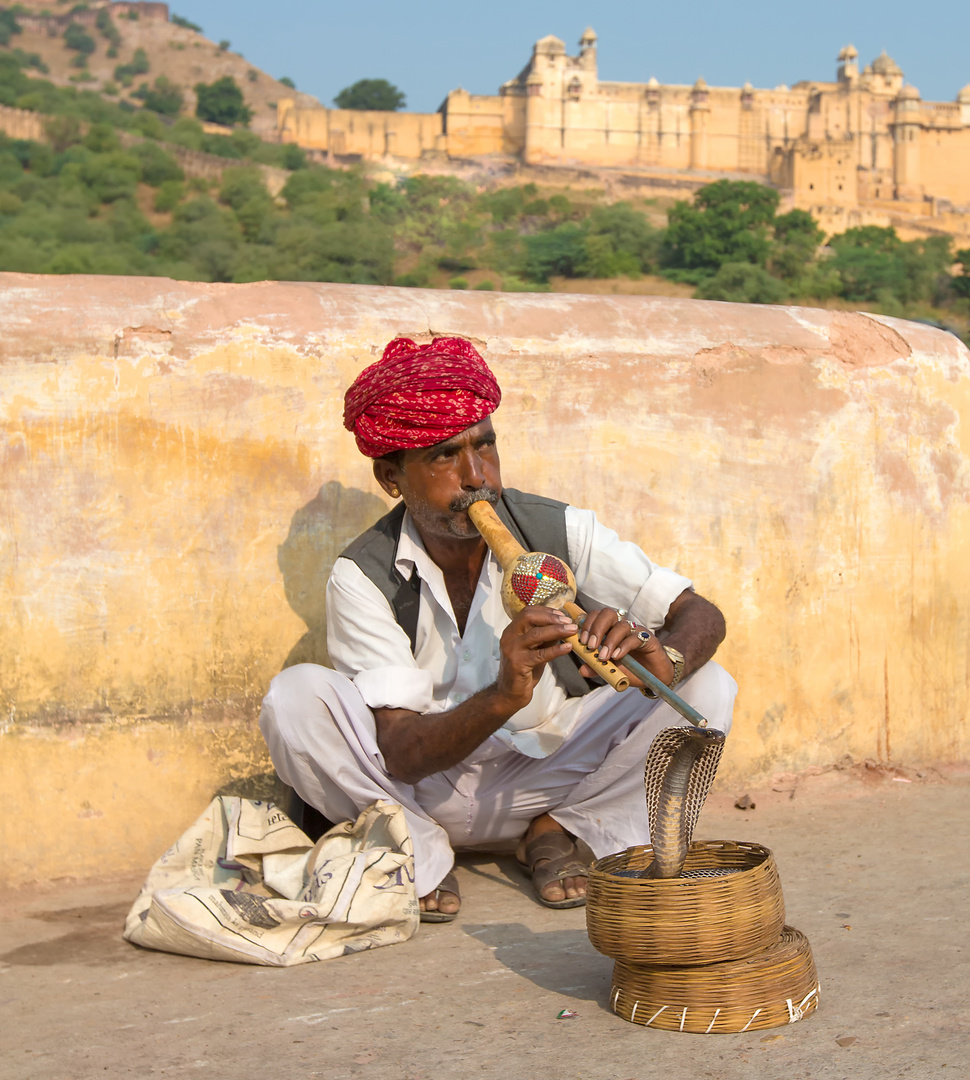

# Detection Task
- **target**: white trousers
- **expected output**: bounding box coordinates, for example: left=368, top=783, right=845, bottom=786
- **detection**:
left=260, top=662, right=737, bottom=897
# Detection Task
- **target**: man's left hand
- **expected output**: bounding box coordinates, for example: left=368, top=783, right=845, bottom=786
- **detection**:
left=575, top=591, right=726, bottom=691
left=576, top=607, right=674, bottom=689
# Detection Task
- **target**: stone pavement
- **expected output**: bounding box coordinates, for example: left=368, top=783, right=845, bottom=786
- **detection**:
left=1, top=765, right=967, bottom=1080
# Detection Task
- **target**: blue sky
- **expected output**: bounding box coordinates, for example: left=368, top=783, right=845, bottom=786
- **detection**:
left=174, top=1, right=969, bottom=112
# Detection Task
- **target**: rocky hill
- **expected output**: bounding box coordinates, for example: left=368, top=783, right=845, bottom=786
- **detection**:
left=1, top=1, right=317, bottom=136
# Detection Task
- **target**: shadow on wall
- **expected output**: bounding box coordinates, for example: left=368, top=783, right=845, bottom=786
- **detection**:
left=276, top=479, right=387, bottom=672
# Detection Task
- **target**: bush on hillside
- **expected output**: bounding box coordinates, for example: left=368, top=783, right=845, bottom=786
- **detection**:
left=64, top=23, right=97, bottom=56
left=0, top=7, right=21, bottom=47
left=133, top=75, right=182, bottom=117
left=129, top=141, right=183, bottom=187
left=114, top=48, right=150, bottom=87
left=171, top=14, right=202, bottom=33
left=95, top=9, right=121, bottom=48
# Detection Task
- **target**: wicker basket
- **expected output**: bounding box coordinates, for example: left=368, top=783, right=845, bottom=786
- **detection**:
left=610, top=925, right=820, bottom=1033
left=586, top=840, right=785, bottom=965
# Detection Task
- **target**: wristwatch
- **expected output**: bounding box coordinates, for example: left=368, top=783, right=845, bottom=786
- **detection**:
left=640, top=644, right=686, bottom=697
left=662, top=645, right=686, bottom=688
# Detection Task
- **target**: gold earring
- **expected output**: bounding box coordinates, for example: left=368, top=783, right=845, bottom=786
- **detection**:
left=391, top=488, right=400, bottom=498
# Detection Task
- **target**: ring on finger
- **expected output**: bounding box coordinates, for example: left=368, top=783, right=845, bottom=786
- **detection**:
left=614, top=608, right=628, bottom=621
left=636, top=629, right=651, bottom=645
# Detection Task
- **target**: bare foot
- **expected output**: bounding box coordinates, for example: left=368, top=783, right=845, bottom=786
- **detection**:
left=419, top=870, right=460, bottom=921
left=516, top=814, right=587, bottom=906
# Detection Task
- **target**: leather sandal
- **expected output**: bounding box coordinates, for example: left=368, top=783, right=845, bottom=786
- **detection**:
left=419, top=870, right=460, bottom=923
left=517, top=831, right=589, bottom=909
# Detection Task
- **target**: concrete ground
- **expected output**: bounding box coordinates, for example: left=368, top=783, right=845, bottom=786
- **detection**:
left=1, top=763, right=967, bottom=1080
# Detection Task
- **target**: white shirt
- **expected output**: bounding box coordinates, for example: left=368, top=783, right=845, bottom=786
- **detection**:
left=325, top=503, right=692, bottom=759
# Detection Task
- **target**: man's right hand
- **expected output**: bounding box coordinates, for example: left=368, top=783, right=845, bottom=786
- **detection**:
left=375, top=605, right=576, bottom=784
left=495, top=606, right=577, bottom=709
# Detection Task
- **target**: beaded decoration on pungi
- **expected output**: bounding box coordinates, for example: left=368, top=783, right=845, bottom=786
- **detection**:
left=502, top=551, right=577, bottom=616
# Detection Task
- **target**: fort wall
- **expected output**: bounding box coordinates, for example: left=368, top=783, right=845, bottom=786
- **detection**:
left=277, top=99, right=445, bottom=159
left=2, top=275, right=968, bottom=886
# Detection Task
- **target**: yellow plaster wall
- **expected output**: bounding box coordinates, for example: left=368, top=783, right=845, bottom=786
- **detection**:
left=2, top=276, right=968, bottom=885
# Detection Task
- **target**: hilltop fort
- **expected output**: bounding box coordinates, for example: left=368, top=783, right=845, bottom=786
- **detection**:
left=278, top=29, right=970, bottom=241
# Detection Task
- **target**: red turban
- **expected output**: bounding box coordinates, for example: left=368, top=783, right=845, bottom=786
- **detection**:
left=343, top=336, right=502, bottom=458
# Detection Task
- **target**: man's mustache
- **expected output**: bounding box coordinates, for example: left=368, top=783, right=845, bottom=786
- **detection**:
left=450, top=486, right=499, bottom=512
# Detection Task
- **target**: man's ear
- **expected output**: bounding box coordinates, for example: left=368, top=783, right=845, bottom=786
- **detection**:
left=373, top=457, right=402, bottom=499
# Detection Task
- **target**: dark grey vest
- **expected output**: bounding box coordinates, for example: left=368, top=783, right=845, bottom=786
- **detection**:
left=339, top=488, right=596, bottom=698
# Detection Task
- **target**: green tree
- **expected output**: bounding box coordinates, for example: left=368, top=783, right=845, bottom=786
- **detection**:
left=279, top=143, right=306, bottom=170
left=134, top=75, right=182, bottom=117
left=661, top=180, right=780, bottom=283
left=0, top=8, right=22, bottom=47
left=44, top=115, right=84, bottom=153
left=953, top=248, right=970, bottom=300
left=583, top=201, right=660, bottom=276
left=696, top=263, right=788, bottom=304
left=79, top=150, right=141, bottom=203
left=82, top=121, right=120, bottom=153
left=522, top=223, right=587, bottom=282
left=333, top=78, right=405, bottom=111
left=154, top=178, right=184, bottom=212
left=770, top=209, right=824, bottom=283
left=167, top=116, right=205, bottom=150
left=218, top=166, right=273, bottom=240
left=832, top=248, right=906, bottom=311
left=479, top=186, right=529, bottom=224
left=64, top=22, right=96, bottom=56
left=195, top=75, right=252, bottom=126
left=129, top=141, right=183, bottom=187
left=827, top=226, right=950, bottom=306
left=156, top=195, right=243, bottom=281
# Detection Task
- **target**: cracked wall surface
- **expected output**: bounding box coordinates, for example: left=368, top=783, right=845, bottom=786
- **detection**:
left=1, top=273, right=968, bottom=885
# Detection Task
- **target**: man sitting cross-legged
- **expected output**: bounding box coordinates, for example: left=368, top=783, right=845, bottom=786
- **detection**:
left=260, top=336, right=737, bottom=919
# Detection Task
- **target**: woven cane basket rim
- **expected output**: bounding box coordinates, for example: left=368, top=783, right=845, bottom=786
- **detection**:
left=586, top=840, right=785, bottom=965
left=610, top=926, right=820, bottom=1033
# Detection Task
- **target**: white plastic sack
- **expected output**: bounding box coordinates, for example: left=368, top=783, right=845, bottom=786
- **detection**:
left=123, top=797, right=419, bottom=965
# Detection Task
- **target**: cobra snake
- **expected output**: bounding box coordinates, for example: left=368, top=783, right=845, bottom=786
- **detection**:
left=621, top=724, right=728, bottom=879
left=643, top=725, right=725, bottom=876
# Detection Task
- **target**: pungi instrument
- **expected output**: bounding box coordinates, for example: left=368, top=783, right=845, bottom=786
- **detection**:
left=466, top=497, right=709, bottom=728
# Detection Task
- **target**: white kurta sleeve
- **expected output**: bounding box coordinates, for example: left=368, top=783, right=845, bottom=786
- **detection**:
left=325, top=557, right=434, bottom=713
left=565, top=506, right=693, bottom=630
